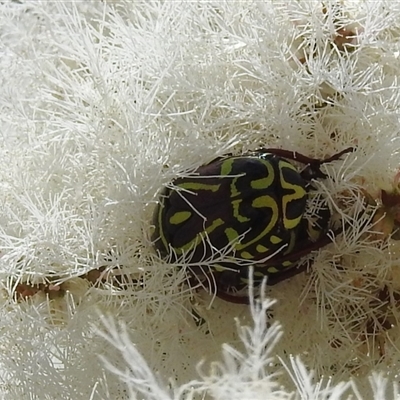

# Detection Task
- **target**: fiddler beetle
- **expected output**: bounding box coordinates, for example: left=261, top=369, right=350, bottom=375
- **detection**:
left=152, top=147, right=353, bottom=303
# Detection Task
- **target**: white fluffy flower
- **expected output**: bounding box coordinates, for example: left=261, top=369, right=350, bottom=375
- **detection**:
left=1, top=1, right=400, bottom=399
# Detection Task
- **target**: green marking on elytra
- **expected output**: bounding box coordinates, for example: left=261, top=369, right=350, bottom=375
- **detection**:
left=256, top=244, right=269, bottom=253
left=220, top=158, right=234, bottom=175
left=213, top=264, right=228, bottom=272
left=225, top=227, right=239, bottom=244
left=282, top=260, right=292, bottom=267
left=251, top=161, right=275, bottom=189
left=232, top=199, right=250, bottom=223
left=235, top=196, right=278, bottom=251
left=230, top=176, right=240, bottom=197
left=270, top=235, right=282, bottom=244
left=279, top=159, right=306, bottom=230
left=240, top=251, right=254, bottom=259
left=175, top=217, right=225, bottom=254
left=169, top=211, right=191, bottom=225
left=157, top=200, right=170, bottom=251
left=252, top=195, right=276, bottom=209
left=178, top=182, right=220, bottom=192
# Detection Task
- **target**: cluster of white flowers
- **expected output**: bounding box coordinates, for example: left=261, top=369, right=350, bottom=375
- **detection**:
left=1, top=0, right=400, bottom=399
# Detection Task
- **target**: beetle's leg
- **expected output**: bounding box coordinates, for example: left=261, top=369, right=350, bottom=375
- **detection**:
left=201, top=228, right=337, bottom=303
left=256, top=147, right=354, bottom=165
left=264, top=224, right=344, bottom=285
left=265, top=262, right=309, bottom=285
left=258, top=147, right=353, bottom=180
left=265, top=227, right=340, bottom=266
left=189, top=268, right=252, bottom=304
left=191, top=226, right=344, bottom=303
left=318, top=147, right=354, bottom=164
left=214, top=290, right=251, bottom=304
